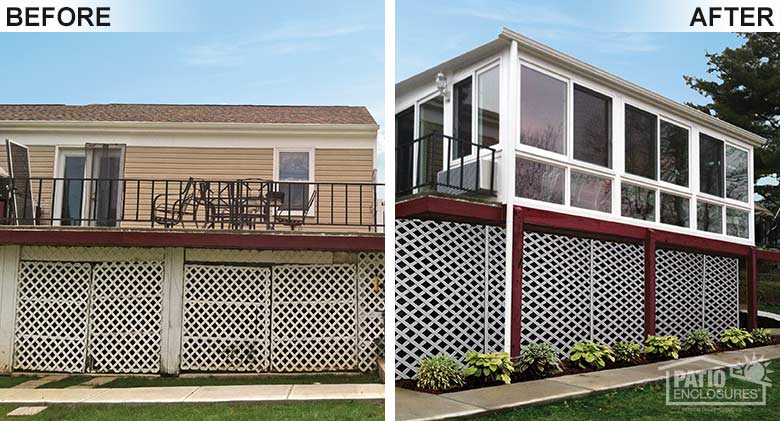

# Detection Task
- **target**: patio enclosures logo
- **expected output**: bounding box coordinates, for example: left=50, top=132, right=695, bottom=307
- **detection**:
left=661, top=355, right=773, bottom=406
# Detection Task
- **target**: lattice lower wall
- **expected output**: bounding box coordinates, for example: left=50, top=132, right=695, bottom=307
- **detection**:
left=13, top=262, right=92, bottom=373
left=521, top=231, right=644, bottom=354
left=11, top=246, right=383, bottom=375
left=656, top=249, right=738, bottom=338
left=13, top=259, right=165, bottom=374
left=395, top=218, right=506, bottom=379
left=180, top=265, right=272, bottom=372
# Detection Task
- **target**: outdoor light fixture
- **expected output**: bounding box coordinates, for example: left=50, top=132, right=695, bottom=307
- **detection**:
left=435, top=72, right=450, bottom=101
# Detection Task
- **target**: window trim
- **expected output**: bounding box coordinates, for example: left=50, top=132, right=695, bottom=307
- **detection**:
left=571, top=81, right=615, bottom=170
left=517, top=60, right=570, bottom=158
left=273, top=147, right=316, bottom=216
left=450, top=59, right=502, bottom=165
left=724, top=142, right=750, bottom=204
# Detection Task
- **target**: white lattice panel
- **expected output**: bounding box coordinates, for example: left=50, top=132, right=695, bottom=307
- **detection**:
left=180, top=264, right=272, bottom=372
left=395, top=219, right=505, bottom=379
left=655, top=249, right=704, bottom=337
left=704, top=255, right=739, bottom=333
left=522, top=231, right=591, bottom=353
left=591, top=240, right=644, bottom=344
left=13, top=262, right=92, bottom=372
left=357, top=252, right=385, bottom=372
left=271, top=264, right=357, bottom=372
left=87, top=261, right=164, bottom=373
left=486, top=226, right=507, bottom=352
left=21, top=246, right=164, bottom=262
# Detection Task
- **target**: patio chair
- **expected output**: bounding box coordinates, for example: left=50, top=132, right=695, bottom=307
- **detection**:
left=152, top=177, right=199, bottom=228
left=273, top=190, right=317, bottom=230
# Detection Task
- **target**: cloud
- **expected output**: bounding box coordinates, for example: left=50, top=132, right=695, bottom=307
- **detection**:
left=183, top=21, right=374, bottom=67
left=446, top=1, right=580, bottom=28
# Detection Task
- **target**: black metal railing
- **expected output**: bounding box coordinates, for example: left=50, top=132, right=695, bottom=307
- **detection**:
left=0, top=177, right=383, bottom=232
left=396, top=131, right=496, bottom=198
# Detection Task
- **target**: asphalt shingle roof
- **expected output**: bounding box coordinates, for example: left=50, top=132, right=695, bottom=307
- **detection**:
left=0, top=104, right=377, bottom=125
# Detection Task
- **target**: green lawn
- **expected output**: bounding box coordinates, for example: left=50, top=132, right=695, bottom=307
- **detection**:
left=0, top=401, right=383, bottom=420
left=99, top=372, right=380, bottom=388
left=0, top=376, right=38, bottom=389
left=475, top=361, right=780, bottom=420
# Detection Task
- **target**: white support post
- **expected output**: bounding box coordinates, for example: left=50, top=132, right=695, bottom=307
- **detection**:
left=0, top=245, right=21, bottom=374
left=160, top=247, right=185, bottom=376
left=503, top=40, right=519, bottom=353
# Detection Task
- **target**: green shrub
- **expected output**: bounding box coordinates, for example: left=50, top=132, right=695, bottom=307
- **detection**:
left=414, top=354, right=465, bottom=391
left=514, top=343, right=562, bottom=378
left=682, top=329, right=716, bottom=354
left=751, top=328, right=773, bottom=346
left=464, top=351, right=514, bottom=384
left=720, top=328, right=753, bottom=349
left=644, top=335, right=681, bottom=360
left=612, top=341, right=643, bottom=364
left=569, top=341, right=615, bottom=369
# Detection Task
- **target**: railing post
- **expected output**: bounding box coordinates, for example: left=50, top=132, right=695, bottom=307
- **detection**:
left=510, top=206, right=524, bottom=357
left=747, top=247, right=758, bottom=330
left=644, top=229, right=656, bottom=338
left=0, top=245, right=21, bottom=374
left=160, top=247, right=185, bottom=375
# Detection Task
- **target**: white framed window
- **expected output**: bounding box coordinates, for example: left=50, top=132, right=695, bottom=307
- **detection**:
left=451, top=60, right=502, bottom=161
left=274, top=148, right=315, bottom=211
left=52, top=144, right=125, bottom=227
left=514, top=55, right=752, bottom=244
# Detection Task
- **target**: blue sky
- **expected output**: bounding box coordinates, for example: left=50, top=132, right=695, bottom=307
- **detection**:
left=0, top=0, right=384, bottom=122
left=397, top=0, right=742, bottom=108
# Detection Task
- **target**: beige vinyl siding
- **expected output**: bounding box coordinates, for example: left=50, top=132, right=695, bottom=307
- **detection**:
left=122, top=146, right=273, bottom=228
left=311, top=148, right=377, bottom=229
left=0, top=144, right=56, bottom=224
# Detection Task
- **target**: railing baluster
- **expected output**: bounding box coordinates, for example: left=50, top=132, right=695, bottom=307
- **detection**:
left=490, top=149, right=496, bottom=195
left=49, top=178, right=56, bottom=225
left=150, top=180, right=155, bottom=228
left=475, top=145, right=481, bottom=192
left=136, top=180, right=140, bottom=221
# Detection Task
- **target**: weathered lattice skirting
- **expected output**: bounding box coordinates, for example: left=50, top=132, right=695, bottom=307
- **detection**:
left=4, top=246, right=384, bottom=375
left=521, top=231, right=645, bottom=354
left=395, top=218, right=506, bottom=379
left=655, top=249, right=739, bottom=338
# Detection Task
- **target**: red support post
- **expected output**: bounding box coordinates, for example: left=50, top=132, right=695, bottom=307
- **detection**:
left=747, top=247, right=758, bottom=330
left=644, top=229, right=656, bottom=338
left=510, top=206, right=524, bottom=357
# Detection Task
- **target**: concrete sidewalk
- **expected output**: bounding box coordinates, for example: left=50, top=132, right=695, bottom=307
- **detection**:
left=396, top=345, right=780, bottom=421
left=0, top=383, right=384, bottom=404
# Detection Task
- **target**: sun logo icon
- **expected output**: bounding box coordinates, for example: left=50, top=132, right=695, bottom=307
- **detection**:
left=730, top=353, right=774, bottom=386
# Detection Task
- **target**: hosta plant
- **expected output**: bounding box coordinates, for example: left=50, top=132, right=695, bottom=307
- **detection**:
left=569, top=341, right=615, bottom=369
left=414, top=354, right=465, bottom=391
left=514, top=343, right=562, bottom=378
left=682, top=329, right=716, bottom=354
left=720, top=328, right=753, bottom=349
left=612, top=341, right=643, bottom=364
left=644, top=335, right=681, bottom=360
left=751, top=328, right=773, bottom=346
left=464, top=351, right=514, bottom=384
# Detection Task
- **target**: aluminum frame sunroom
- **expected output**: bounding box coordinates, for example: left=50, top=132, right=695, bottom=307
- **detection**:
left=394, top=28, right=771, bottom=379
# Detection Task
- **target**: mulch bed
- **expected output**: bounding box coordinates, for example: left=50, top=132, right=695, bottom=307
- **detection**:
left=397, top=339, right=780, bottom=394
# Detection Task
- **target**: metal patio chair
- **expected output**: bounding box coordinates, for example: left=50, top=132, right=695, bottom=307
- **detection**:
left=152, top=177, right=199, bottom=228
